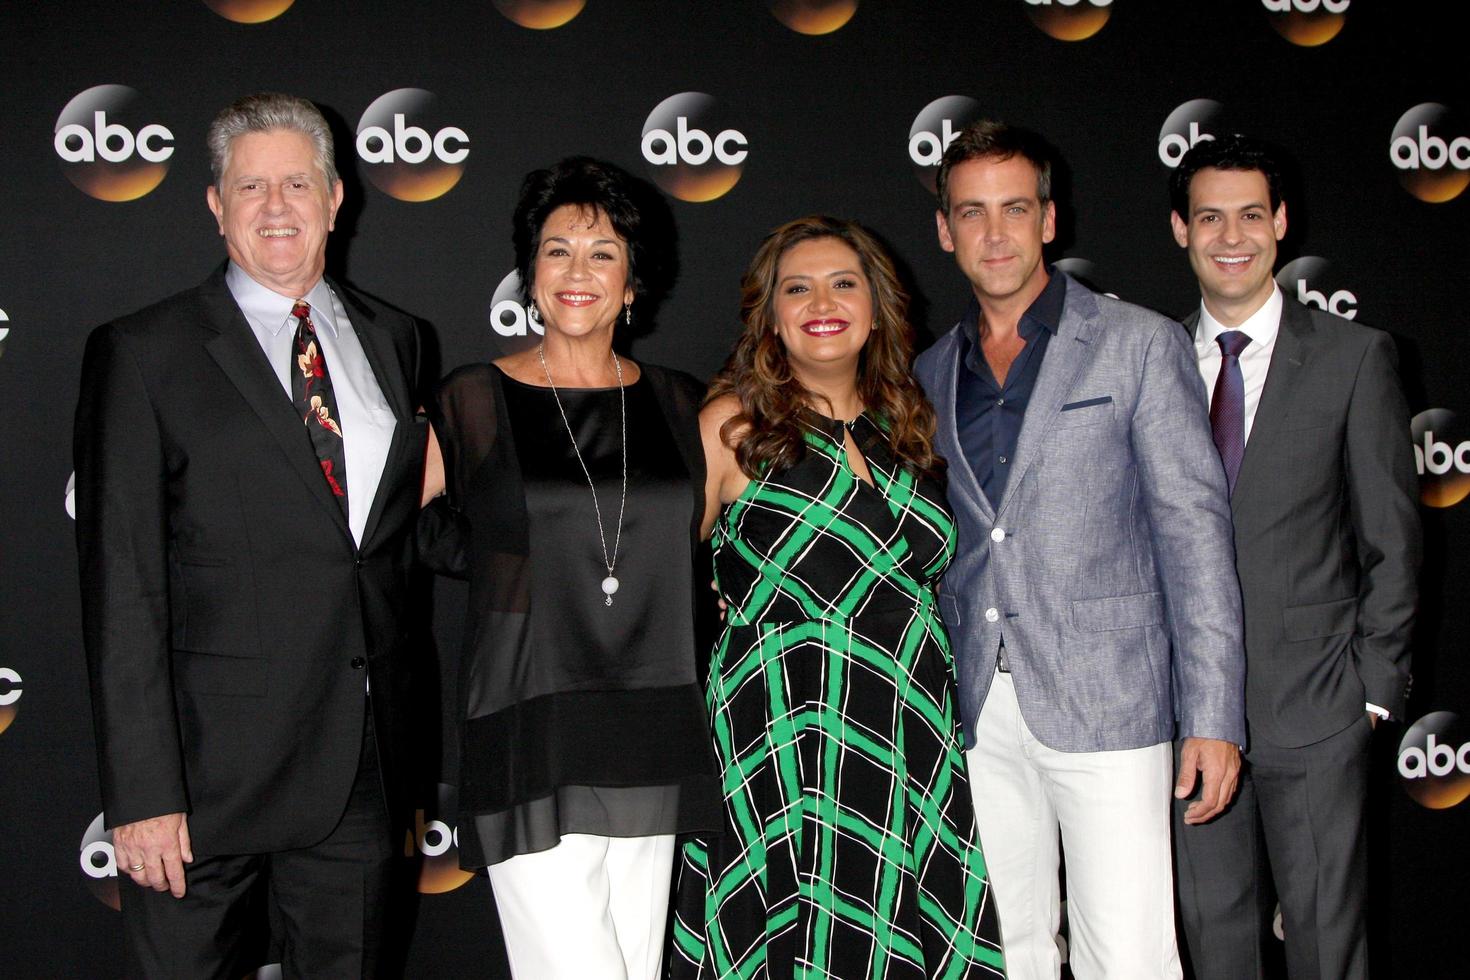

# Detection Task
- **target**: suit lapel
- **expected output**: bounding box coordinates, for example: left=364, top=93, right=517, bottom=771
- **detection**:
left=996, top=275, right=1097, bottom=518
left=199, top=270, right=354, bottom=545
left=935, top=326, right=994, bottom=521
left=333, top=280, right=414, bottom=549
left=1230, top=298, right=1313, bottom=513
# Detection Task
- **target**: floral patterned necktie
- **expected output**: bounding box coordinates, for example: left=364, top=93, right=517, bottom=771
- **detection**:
left=290, top=300, right=348, bottom=512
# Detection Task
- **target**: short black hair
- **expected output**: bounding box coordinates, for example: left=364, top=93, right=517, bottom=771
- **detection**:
left=512, top=156, right=650, bottom=301
left=1169, top=134, right=1286, bottom=219
left=935, top=119, right=1055, bottom=215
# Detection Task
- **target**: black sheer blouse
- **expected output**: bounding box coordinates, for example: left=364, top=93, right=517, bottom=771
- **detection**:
left=424, top=362, right=720, bottom=867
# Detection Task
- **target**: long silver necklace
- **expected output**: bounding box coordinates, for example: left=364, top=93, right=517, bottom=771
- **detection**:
left=538, top=343, right=627, bottom=606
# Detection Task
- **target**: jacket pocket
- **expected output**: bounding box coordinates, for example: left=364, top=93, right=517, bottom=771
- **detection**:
left=172, top=649, right=267, bottom=696
left=1284, top=410, right=1333, bottom=431
left=1052, top=398, right=1113, bottom=430
left=1282, top=595, right=1357, bottom=641
left=1072, top=591, right=1165, bottom=632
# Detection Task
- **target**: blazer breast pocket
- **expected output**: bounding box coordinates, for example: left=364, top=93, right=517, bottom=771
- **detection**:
left=1283, top=410, right=1334, bottom=432
left=1053, top=396, right=1113, bottom=430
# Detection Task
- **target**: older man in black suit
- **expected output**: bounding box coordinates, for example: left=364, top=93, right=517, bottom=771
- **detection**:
left=1169, top=135, right=1420, bottom=980
left=74, top=92, right=426, bottom=978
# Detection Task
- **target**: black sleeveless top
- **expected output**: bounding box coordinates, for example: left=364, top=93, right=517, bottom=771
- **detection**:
left=425, top=362, right=720, bottom=867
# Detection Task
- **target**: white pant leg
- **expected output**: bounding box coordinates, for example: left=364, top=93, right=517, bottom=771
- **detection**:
left=605, top=834, right=676, bottom=980
left=1033, top=729, right=1181, bottom=980
left=487, top=833, right=677, bottom=980
left=966, top=670, right=1063, bottom=980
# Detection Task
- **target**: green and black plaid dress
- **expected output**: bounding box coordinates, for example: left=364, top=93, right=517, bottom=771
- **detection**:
left=672, top=413, right=1006, bottom=980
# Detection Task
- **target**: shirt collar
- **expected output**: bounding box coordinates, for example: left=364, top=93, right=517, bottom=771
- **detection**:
left=225, top=262, right=338, bottom=338
left=959, top=264, right=1064, bottom=353
left=1194, top=283, right=1282, bottom=354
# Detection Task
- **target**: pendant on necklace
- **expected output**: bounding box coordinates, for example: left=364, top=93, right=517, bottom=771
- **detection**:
left=602, top=575, right=619, bottom=606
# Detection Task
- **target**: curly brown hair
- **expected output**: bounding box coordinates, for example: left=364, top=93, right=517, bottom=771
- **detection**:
left=708, top=215, right=942, bottom=480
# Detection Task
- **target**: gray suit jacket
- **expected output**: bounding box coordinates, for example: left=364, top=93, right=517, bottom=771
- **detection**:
left=915, top=273, right=1246, bottom=752
left=1183, top=299, right=1419, bottom=749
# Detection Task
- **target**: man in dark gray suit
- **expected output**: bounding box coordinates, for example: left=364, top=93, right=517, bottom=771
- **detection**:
left=75, top=93, right=426, bottom=978
left=914, top=120, right=1246, bottom=980
left=1168, top=135, right=1420, bottom=980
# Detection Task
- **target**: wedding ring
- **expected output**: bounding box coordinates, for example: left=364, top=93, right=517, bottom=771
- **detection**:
left=128, top=863, right=145, bottom=872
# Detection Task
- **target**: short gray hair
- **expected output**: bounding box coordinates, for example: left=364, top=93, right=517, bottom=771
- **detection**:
left=207, top=93, right=339, bottom=189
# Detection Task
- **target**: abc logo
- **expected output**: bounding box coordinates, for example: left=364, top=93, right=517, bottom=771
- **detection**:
left=909, top=95, right=986, bottom=193
left=1023, top=0, right=1113, bottom=42
left=0, top=307, right=9, bottom=360
left=405, top=783, right=475, bottom=894
left=492, top=0, right=586, bottom=29
left=0, top=667, right=20, bottom=736
left=489, top=270, right=543, bottom=349
left=1412, top=409, right=1470, bottom=508
left=641, top=93, right=749, bottom=203
left=1158, top=99, right=1226, bottom=169
left=200, top=0, right=295, bottom=23
left=356, top=89, right=469, bottom=202
left=1275, top=256, right=1357, bottom=320
left=1389, top=103, right=1469, bottom=203
left=66, top=471, right=77, bottom=520
left=1397, top=711, right=1470, bottom=809
left=768, top=0, right=859, bottom=35
left=79, top=812, right=121, bottom=910
left=54, top=85, right=174, bottom=202
left=1261, top=0, right=1348, bottom=47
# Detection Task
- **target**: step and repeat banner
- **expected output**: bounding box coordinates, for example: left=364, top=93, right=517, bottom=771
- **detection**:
left=2, top=1, right=1466, bottom=976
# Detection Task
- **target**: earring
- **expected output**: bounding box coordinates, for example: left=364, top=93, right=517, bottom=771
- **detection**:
left=624, top=303, right=632, bottom=326
left=527, top=301, right=541, bottom=323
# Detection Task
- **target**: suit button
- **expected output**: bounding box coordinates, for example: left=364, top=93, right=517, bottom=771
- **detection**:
left=350, top=656, right=366, bottom=670
left=991, top=527, right=1006, bottom=542
left=984, top=608, right=1000, bottom=623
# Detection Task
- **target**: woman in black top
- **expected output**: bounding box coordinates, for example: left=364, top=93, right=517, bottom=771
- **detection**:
left=421, top=157, right=719, bottom=980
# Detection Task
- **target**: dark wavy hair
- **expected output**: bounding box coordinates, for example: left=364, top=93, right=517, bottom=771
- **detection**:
left=1169, top=133, right=1286, bottom=218
left=512, top=156, right=651, bottom=301
left=936, top=119, right=1055, bottom=215
left=708, top=215, right=942, bottom=481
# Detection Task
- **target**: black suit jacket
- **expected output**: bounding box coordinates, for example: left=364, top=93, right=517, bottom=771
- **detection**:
left=74, top=267, right=427, bottom=854
left=1185, top=298, right=1420, bottom=748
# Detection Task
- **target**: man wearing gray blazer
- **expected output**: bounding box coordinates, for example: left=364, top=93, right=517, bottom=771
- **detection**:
left=1168, top=136, right=1419, bottom=980
left=913, top=120, right=1246, bottom=980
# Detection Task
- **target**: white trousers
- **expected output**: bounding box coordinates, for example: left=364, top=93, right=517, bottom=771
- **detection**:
left=487, top=833, right=676, bottom=980
left=966, top=670, right=1181, bottom=980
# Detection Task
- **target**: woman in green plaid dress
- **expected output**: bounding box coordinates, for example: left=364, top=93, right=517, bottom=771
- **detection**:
left=673, top=217, right=1005, bottom=979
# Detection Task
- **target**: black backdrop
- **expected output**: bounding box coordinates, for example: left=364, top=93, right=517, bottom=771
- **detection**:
left=2, top=2, right=1467, bottom=976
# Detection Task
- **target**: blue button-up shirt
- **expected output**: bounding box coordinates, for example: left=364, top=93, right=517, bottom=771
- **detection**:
left=954, top=268, right=1065, bottom=506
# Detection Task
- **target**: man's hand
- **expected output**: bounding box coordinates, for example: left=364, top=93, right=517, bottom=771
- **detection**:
left=1175, top=737, right=1241, bottom=825
left=113, top=812, right=192, bottom=897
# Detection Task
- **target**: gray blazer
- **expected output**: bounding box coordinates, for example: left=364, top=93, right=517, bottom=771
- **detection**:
left=1183, top=299, right=1419, bottom=749
left=915, top=274, right=1246, bottom=753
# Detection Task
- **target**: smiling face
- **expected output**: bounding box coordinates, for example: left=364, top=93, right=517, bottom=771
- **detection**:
left=936, top=154, right=1055, bottom=312
left=530, top=203, right=634, bottom=339
left=1172, top=166, right=1287, bottom=327
left=206, top=129, right=342, bottom=299
left=771, top=236, right=875, bottom=382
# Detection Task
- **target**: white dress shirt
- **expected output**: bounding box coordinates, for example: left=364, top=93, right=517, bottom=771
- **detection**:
left=1191, top=284, right=1387, bottom=720
left=226, top=263, right=396, bottom=547
left=1193, top=283, right=1283, bottom=446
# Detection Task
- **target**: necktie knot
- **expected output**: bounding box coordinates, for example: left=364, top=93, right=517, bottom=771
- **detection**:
left=291, top=300, right=311, bottom=324
left=1217, top=330, right=1251, bottom=359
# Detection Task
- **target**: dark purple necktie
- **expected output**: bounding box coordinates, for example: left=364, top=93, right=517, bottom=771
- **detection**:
left=1209, top=330, right=1251, bottom=495
left=291, top=300, right=348, bottom=512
